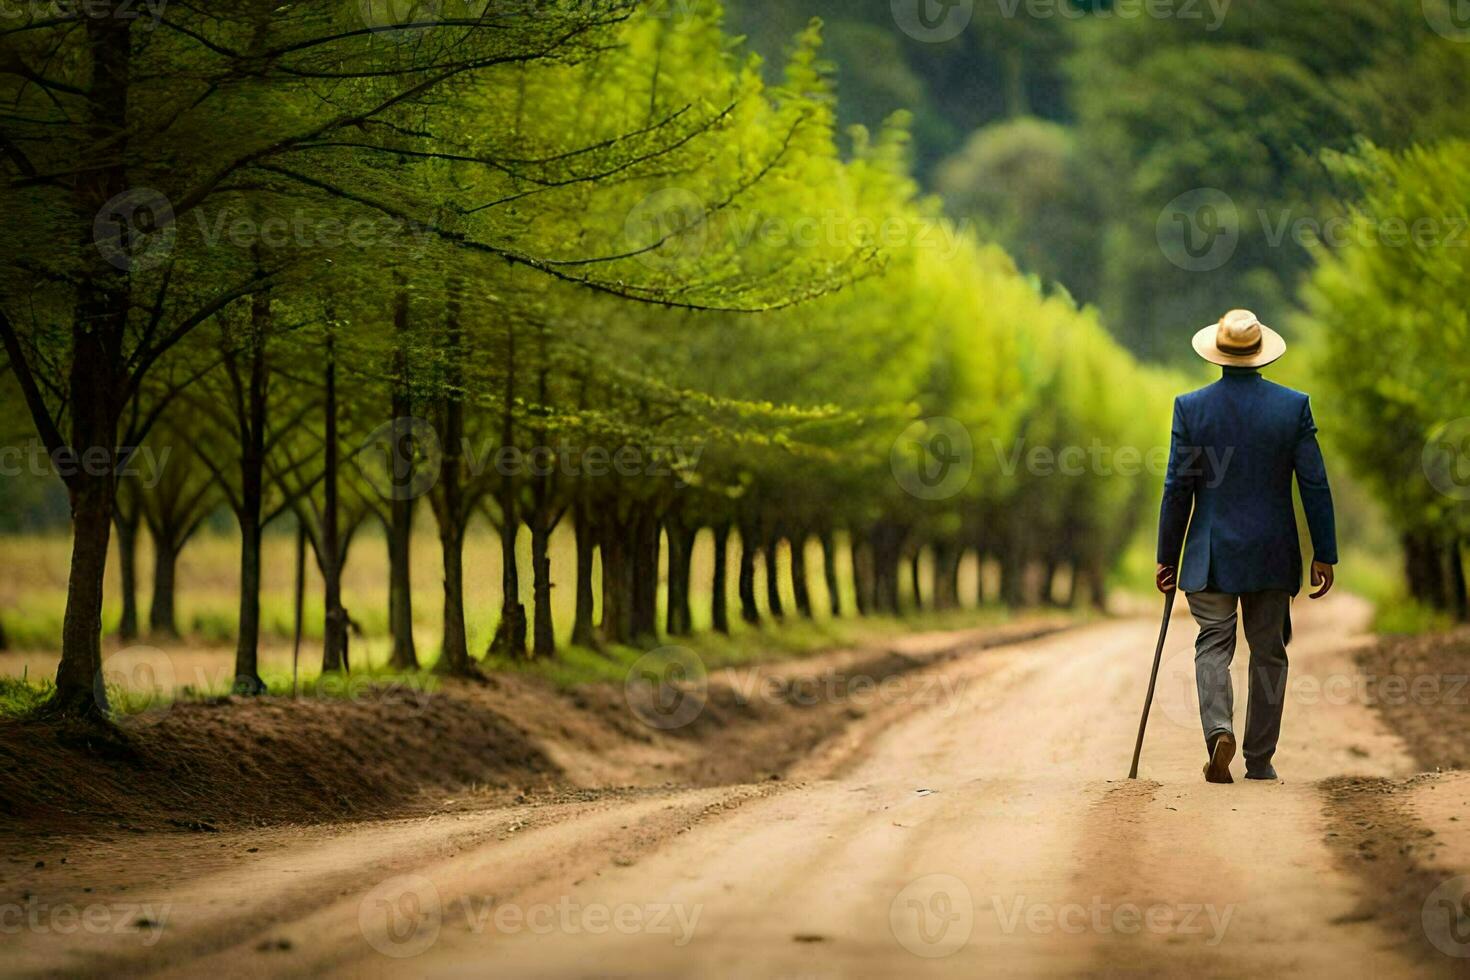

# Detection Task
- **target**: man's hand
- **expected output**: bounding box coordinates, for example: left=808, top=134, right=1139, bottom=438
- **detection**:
left=1155, top=563, right=1177, bottom=594
left=1309, top=560, right=1335, bottom=599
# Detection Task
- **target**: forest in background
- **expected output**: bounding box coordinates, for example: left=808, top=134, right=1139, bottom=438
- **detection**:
left=728, top=0, right=1470, bottom=356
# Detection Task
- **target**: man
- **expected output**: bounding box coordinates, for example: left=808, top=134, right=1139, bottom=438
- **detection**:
left=1156, top=309, right=1338, bottom=784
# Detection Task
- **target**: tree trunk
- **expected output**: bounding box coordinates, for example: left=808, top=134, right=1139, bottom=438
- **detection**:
left=789, top=529, right=813, bottom=619
left=1064, top=561, right=1082, bottom=608
left=148, top=544, right=179, bottom=637
left=438, top=521, right=472, bottom=674
left=974, top=546, right=988, bottom=606
left=869, top=522, right=905, bottom=615
left=664, top=522, right=684, bottom=637
left=571, top=500, right=599, bottom=648
left=530, top=517, right=555, bottom=658
left=233, top=507, right=264, bottom=694
left=676, top=522, right=696, bottom=633
left=820, top=528, right=842, bottom=618
left=599, top=512, right=633, bottom=645
left=1087, top=561, right=1109, bottom=612
left=711, top=522, right=731, bottom=634
left=434, top=278, right=474, bottom=676
left=1040, top=558, right=1060, bottom=607
left=320, top=327, right=349, bottom=674
left=55, top=474, right=115, bottom=716
left=665, top=519, right=695, bottom=636
left=850, top=531, right=873, bottom=617
left=738, top=521, right=761, bottom=625
left=491, top=317, right=527, bottom=658
left=231, top=287, right=270, bottom=695
left=291, top=517, right=306, bottom=695
left=50, top=297, right=124, bottom=716
left=527, top=322, right=559, bottom=660
left=387, top=278, right=417, bottom=670
left=1416, top=534, right=1447, bottom=611
left=933, top=539, right=961, bottom=611
left=999, top=545, right=1026, bottom=609
left=908, top=550, right=923, bottom=612
left=387, top=495, right=417, bottom=669
left=630, top=503, right=661, bottom=644
left=490, top=519, right=526, bottom=657
left=115, top=524, right=139, bottom=642
left=113, top=497, right=141, bottom=641
left=41, top=9, right=132, bottom=719
left=763, top=529, right=785, bottom=619
left=1445, top=536, right=1468, bottom=622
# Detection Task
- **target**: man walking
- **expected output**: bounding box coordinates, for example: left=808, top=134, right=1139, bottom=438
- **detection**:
left=1156, top=310, right=1338, bottom=783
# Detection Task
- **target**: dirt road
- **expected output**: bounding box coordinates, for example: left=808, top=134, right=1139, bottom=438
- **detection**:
left=9, top=595, right=1470, bottom=978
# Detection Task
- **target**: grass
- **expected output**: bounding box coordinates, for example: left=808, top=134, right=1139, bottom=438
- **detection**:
left=481, top=604, right=1053, bottom=689
left=0, top=603, right=1070, bottom=722
left=1370, top=599, right=1458, bottom=636
left=0, top=668, right=52, bottom=719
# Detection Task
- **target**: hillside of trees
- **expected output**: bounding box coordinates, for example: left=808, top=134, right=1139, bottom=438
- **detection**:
left=727, top=0, right=1470, bottom=359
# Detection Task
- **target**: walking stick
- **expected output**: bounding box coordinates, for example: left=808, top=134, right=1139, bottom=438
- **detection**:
left=1128, top=588, right=1175, bottom=779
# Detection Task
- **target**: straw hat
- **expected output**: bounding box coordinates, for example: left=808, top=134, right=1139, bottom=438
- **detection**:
left=1191, top=309, right=1286, bottom=368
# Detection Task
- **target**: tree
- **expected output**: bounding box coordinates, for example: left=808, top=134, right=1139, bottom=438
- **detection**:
left=1302, top=140, right=1470, bottom=619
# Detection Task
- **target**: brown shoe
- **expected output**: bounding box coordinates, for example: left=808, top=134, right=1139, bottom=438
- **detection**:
left=1204, top=732, right=1236, bottom=784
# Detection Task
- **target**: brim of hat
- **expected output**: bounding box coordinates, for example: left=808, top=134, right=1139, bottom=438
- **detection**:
left=1192, top=322, right=1287, bottom=368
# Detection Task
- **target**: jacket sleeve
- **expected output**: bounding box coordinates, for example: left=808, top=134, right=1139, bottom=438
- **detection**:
left=1157, top=396, right=1196, bottom=566
left=1294, top=397, right=1337, bottom=565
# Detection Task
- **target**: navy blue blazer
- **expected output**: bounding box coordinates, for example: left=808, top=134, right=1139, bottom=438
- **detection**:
left=1157, top=367, right=1337, bottom=595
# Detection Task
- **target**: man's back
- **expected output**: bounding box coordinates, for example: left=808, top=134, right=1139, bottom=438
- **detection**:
left=1157, top=367, right=1337, bottom=595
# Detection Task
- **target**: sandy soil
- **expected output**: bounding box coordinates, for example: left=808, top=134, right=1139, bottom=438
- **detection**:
left=6, top=596, right=1470, bottom=978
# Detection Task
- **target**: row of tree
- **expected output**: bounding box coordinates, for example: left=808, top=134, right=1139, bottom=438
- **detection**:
left=1303, top=140, right=1470, bottom=620
left=0, top=1, right=1171, bottom=718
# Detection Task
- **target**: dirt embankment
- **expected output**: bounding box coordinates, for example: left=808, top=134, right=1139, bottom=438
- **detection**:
left=1316, top=625, right=1470, bottom=975
left=1350, top=626, right=1470, bottom=772
left=0, top=620, right=1066, bottom=836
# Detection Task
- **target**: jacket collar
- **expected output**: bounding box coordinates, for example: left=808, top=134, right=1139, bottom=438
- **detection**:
left=1221, top=366, right=1261, bottom=382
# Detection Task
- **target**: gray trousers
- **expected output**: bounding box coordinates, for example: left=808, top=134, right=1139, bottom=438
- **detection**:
left=1185, top=590, right=1292, bottom=770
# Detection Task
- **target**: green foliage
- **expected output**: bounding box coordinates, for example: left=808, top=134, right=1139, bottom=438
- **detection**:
left=0, top=670, right=52, bottom=720
left=1301, top=139, right=1470, bottom=619
left=1067, top=0, right=1470, bottom=358
left=0, top=0, right=1178, bottom=689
